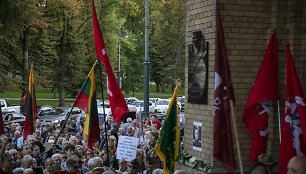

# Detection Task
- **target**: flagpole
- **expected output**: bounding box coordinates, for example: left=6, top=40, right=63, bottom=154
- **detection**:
left=98, top=60, right=110, bottom=167
left=54, top=106, right=75, bottom=145
left=229, top=99, right=244, bottom=174
left=278, top=100, right=281, bottom=143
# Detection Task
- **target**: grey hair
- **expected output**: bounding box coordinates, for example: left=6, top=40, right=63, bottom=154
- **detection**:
left=103, top=170, right=115, bottom=174
left=69, top=136, right=77, bottom=143
left=12, top=168, right=24, bottom=174
left=21, top=155, right=34, bottom=168
left=52, top=153, right=62, bottom=159
left=173, top=170, right=187, bottom=174
left=9, top=149, right=17, bottom=155
left=127, top=117, right=132, bottom=123
left=88, top=157, right=103, bottom=169
left=152, top=169, right=165, bottom=174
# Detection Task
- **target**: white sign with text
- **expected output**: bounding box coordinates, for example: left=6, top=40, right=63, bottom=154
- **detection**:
left=116, top=136, right=139, bottom=161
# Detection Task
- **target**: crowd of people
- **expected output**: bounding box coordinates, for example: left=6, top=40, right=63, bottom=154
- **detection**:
left=0, top=113, right=187, bottom=174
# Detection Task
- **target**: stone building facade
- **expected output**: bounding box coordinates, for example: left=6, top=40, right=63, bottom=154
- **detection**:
left=178, top=0, right=306, bottom=173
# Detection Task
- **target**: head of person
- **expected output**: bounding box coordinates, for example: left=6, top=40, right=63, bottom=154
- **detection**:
left=249, top=162, right=269, bottom=174
left=12, top=167, right=24, bottom=174
left=118, top=128, right=124, bottom=135
left=52, top=153, right=62, bottom=171
left=152, top=169, right=165, bottom=174
left=287, top=156, right=306, bottom=174
left=85, top=148, right=95, bottom=159
left=118, top=159, right=127, bottom=172
left=35, top=120, right=41, bottom=128
left=9, top=149, right=18, bottom=161
left=127, top=159, right=140, bottom=174
left=75, top=145, right=84, bottom=155
left=127, top=117, right=132, bottom=123
left=82, top=158, right=88, bottom=167
left=132, top=120, right=137, bottom=127
left=62, top=139, right=69, bottom=149
left=22, top=144, right=32, bottom=155
left=45, top=158, right=56, bottom=173
left=60, top=152, right=67, bottom=162
left=88, top=157, right=103, bottom=171
left=1, top=153, right=14, bottom=173
left=69, top=136, right=77, bottom=146
left=108, top=136, right=116, bottom=148
left=151, top=115, right=157, bottom=122
left=173, top=170, right=187, bottom=174
left=25, top=135, right=36, bottom=146
left=64, top=132, right=70, bottom=140
left=21, top=155, right=35, bottom=169
left=14, top=131, right=21, bottom=139
left=66, top=155, right=82, bottom=174
left=111, top=123, right=119, bottom=132
left=147, top=157, right=160, bottom=173
left=127, top=126, right=135, bottom=136
left=64, top=143, right=75, bottom=156
left=31, top=141, right=44, bottom=158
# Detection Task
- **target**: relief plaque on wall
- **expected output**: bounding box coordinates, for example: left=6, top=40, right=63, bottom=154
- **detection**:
left=188, top=31, right=209, bottom=104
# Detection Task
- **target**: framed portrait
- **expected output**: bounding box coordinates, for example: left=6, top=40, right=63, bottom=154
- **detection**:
left=193, top=121, right=202, bottom=151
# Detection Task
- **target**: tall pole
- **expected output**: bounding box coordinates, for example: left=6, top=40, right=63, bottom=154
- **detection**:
left=143, top=0, right=150, bottom=120
left=118, top=22, right=121, bottom=88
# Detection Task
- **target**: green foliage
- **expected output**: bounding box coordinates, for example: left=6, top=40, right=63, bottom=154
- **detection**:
left=0, top=0, right=185, bottom=99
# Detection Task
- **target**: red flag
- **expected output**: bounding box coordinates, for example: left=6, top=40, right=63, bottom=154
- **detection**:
left=92, top=0, right=129, bottom=123
left=213, top=10, right=235, bottom=173
left=23, top=64, right=38, bottom=140
left=278, top=44, right=306, bottom=174
left=0, top=105, right=4, bottom=135
left=242, top=33, right=279, bottom=162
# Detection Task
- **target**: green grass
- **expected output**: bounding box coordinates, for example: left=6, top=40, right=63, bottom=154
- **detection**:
left=0, top=85, right=185, bottom=107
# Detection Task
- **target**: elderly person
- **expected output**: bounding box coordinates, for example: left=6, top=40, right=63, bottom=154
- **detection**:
left=66, top=155, right=82, bottom=174
left=12, top=168, right=24, bottom=174
left=88, top=157, right=103, bottom=171
left=52, top=153, right=62, bottom=171
left=21, top=155, right=36, bottom=169
left=127, top=126, right=136, bottom=137
left=44, top=158, right=56, bottom=174
left=287, top=156, right=306, bottom=174
left=69, top=136, right=77, bottom=146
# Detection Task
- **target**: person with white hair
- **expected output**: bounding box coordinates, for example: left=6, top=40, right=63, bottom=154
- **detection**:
left=88, top=157, right=103, bottom=171
left=121, top=117, right=133, bottom=134
left=52, top=153, right=62, bottom=171
left=21, top=155, right=36, bottom=169
left=12, top=167, right=24, bottom=174
left=69, top=136, right=77, bottom=146
left=12, top=131, right=21, bottom=148
left=152, top=169, right=165, bottom=174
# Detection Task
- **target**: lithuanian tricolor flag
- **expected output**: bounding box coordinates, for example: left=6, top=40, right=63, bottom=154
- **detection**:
left=23, top=64, right=37, bottom=140
left=73, top=62, right=100, bottom=149
left=155, top=86, right=180, bottom=174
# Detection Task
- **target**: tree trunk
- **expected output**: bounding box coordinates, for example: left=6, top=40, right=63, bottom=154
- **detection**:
left=21, top=28, right=29, bottom=105
left=161, top=82, right=165, bottom=93
left=156, top=82, right=160, bottom=92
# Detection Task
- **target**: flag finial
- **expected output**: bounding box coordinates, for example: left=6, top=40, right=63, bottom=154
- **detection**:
left=176, top=78, right=181, bottom=88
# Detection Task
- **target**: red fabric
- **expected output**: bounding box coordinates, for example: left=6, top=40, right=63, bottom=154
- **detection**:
left=152, top=120, right=161, bottom=130
left=278, top=44, right=306, bottom=174
left=243, top=33, right=279, bottom=162
left=0, top=105, right=4, bottom=135
left=73, top=91, right=89, bottom=113
left=92, top=1, right=129, bottom=123
left=213, top=10, right=235, bottom=173
left=23, top=92, right=33, bottom=140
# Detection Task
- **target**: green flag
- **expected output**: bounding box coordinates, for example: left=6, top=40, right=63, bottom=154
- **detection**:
left=155, top=87, right=180, bottom=174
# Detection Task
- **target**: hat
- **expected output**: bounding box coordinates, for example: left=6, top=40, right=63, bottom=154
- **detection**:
left=92, top=167, right=104, bottom=173
left=258, top=154, right=277, bottom=166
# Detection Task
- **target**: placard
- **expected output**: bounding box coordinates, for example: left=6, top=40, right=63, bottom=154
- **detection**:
left=116, top=136, right=139, bottom=161
left=193, top=121, right=202, bottom=151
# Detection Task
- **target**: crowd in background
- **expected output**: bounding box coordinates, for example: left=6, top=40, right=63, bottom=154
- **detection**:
left=0, top=113, right=187, bottom=174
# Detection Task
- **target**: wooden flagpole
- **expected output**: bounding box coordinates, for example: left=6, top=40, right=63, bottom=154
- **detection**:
left=229, top=99, right=244, bottom=174
left=278, top=100, right=281, bottom=143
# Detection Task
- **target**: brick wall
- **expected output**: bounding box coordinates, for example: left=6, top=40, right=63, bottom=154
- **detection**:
left=182, top=0, right=306, bottom=173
